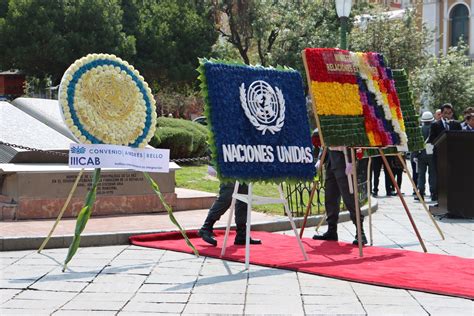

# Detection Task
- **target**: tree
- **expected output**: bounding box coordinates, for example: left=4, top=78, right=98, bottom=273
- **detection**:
left=350, top=9, right=431, bottom=72
left=411, top=44, right=474, bottom=114
left=211, top=1, right=370, bottom=73
left=130, top=0, right=217, bottom=87
left=0, top=0, right=134, bottom=84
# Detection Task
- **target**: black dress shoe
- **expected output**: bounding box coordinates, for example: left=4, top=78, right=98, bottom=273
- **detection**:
left=197, top=229, right=217, bottom=246
left=234, top=237, right=262, bottom=245
left=312, top=231, right=338, bottom=241
left=352, top=232, right=368, bottom=245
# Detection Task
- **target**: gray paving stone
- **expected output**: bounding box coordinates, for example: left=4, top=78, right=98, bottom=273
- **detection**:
left=196, top=273, right=247, bottom=284
left=54, top=311, right=117, bottom=316
left=93, top=274, right=146, bottom=284
left=1, top=298, right=66, bottom=310
left=123, top=301, right=185, bottom=313
left=62, top=299, right=127, bottom=311
left=246, top=283, right=301, bottom=295
left=132, top=292, right=190, bottom=303
left=72, top=292, right=133, bottom=302
left=246, top=294, right=303, bottom=305
left=14, top=290, right=76, bottom=301
left=191, top=282, right=247, bottom=294
left=146, top=274, right=198, bottom=284
left=304, top=303, right=365, bottom=315
left=30, top=281, right=89, bottom=292
left=82, top=282, right=142, bottom=293
left=424, top=306, right=474, bottom=316
left=300, top=285, right=354, bottom=296
left=0, top=289, right=21, bottom=303
left=363, top=303, right=428, bottom=315
left=0, top=279, right=36, bottom=289
left=152, top=266, right=201, bottom=276
left=245, top=303, right=304, bottom=315
left=188, top=293, right=245, bottom=304
left=183, top=303, right=243, bottom=315
left=357, top=294, right=421, bottom=306
left=0, top=308, right=51, bottom=315
left=302, top=294, right=360, bottom=305
left=138, top=283, right=193, bottom=294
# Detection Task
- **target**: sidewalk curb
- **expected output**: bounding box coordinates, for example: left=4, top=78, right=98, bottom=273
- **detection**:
left=0, top=200, right=378, bottom=251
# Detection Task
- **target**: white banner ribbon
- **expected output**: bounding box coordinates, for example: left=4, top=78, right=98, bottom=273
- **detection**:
left=68, top=144, right=169, bottom=173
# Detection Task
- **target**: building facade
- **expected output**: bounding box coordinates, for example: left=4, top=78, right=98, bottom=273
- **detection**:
left=368, top=0, right=473, bottom=58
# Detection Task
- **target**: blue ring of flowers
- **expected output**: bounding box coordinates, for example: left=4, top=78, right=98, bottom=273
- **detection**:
left=65, top=59, right=152, bottom=147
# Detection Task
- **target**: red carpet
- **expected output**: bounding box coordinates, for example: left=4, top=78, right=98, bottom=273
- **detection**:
left=130, top=230, right=474, bottom=299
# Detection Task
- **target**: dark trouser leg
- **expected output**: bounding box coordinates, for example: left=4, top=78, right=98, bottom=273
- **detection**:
left=313, top=167, right=339, bottom=241
left=372, top=157, right=382, bottom=194
left=410, top=158, right=418, bottom=188
left=383, top=163, right=392, bottom=194
left=335, top=170, right=364, bottom=227
left=417, top=159, right=427, bottom=196
left=335, top=168, right=366, bottom=245
left=427, top=156, right=436, bottom=197
left=233, top=184, right=261, bottom=245
left=395, top=168, right=402, bottom=188
left=324, top=167, right=341, bottom=232
left=199, top=182, right=237, bottom=246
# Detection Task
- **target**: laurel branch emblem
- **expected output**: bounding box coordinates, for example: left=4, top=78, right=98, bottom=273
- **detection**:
left=239, top=80, right=285, bottom=135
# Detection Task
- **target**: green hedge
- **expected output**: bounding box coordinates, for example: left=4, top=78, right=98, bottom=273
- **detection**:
left=150, top=117, right=209, bottom=159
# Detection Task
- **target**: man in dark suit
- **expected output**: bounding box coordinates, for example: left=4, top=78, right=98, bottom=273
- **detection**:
left=427, top=103, right=462, bottom=201
left=313, top=148, right=366, bottom=245
left=428, top=103, right=462, bottom=144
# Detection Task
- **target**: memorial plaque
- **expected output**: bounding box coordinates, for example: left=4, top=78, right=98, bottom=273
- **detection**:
left=0, top=163, right=180, bottom=220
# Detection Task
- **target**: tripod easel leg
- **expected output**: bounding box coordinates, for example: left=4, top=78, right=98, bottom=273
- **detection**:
left=38, top=169, right=84, bottom=253
left=221, top=181, right=239, bottom=257
left=300, top=147, right=327, bottom=237
left=279, top=185, right=308, bottom=260
left=378, top=150, right=427, bottom=252
left=396, top=153, right=445, bottom=240
left=367, top=157, right=373, bottom=246
left=351, top=148, right=364, bottom=257
left=299, top=181, right=317, bottom=238
left=245, top=183, right=253, bottom=270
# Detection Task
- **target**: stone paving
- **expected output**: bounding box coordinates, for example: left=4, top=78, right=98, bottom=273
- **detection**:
left=1, top=174, right=473, bottom=315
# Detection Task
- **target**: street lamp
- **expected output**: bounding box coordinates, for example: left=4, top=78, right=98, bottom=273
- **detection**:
left=335, top=0, right=353, bottom=50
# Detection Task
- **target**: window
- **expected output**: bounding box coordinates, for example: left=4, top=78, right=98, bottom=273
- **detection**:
left=450, top=4, right=469, bottom=47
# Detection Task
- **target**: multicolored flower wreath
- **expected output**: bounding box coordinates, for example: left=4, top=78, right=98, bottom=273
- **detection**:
left=59, top=53, right=157, bottom=148
left=304, top=48, right=407, bottom=148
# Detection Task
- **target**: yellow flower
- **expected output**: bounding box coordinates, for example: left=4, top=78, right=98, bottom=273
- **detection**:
left=311, top=81, right=363, bottom=116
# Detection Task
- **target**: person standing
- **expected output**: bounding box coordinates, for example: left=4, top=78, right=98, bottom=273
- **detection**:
left=313, top=148, right=367, bottom=245
left=428, top=103, right=462, bottom=143
left=371, top=156, right=393, bottom=197
left=197, top=180, right=262, bottom=246
left=461, top=107, right=473, bottom=129
left=463, top=112, right=474, bottom=131
left=413, top=111, right=436, bottom=201
left=428, top=103, right=462, bottom=202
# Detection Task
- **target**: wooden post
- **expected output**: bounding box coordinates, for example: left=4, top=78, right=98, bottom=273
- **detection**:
left=278, top=185, right=308, bottom=261
left=350, top=148, right=364, bottom=257
left=245, top=183, right=253, bottom=269
left=378, top=149, right=427, bottom=252
left=220, top=181, right=240, bottom=257
left=299, top=147, right=327, bottom=238
left=367, top=156, right=373, bottom=246
left=396, top=153, right=445, bottom=240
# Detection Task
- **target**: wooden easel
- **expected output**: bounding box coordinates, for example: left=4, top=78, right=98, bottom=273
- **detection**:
left=220, top=181, right=308, bottom=269
left=299, top=147, right=446, bottom=256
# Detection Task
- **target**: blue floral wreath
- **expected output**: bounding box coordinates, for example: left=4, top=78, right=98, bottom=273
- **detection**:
left=198, top=59, right=315, bottom=184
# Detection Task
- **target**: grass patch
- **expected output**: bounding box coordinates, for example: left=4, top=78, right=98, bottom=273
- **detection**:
left=175, top=164, right=324, bottom=216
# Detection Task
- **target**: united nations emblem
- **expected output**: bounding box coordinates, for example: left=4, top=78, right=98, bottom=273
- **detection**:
left=240, top=80, right=285, bottom=135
